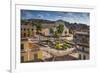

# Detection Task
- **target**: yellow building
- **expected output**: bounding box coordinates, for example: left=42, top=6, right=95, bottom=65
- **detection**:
left=21, top=21, right=36, bottom=38
left=21, top=39, right=43, bottom=62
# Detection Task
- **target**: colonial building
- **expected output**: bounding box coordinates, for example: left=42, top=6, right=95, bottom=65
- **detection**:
left=41, top=28, right=50, bottom=36
left=21, top=20, right=70, bottom=38
left=40, top=22, right=57, bottom=36
left=55, top=20, right=69, bottom=36
left=73, top=32, right=89, bottom=45
left=21, top=38, right=43, bottom=62
left=21, top=21, right=36, bottom=38
left=73, top=31, right=89, bottom=60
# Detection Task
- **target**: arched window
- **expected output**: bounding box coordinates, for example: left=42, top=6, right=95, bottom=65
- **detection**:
left=21, top=44, right=24, bottom=50
left=79, top=54, right=81, bottom=59
left=32, top=29, right=33, bottom=31
left=21, top=56, right=24, bottom=62
left=83, top=55, right=86, bottom=60
left=24, top=33, right=26, bottom=37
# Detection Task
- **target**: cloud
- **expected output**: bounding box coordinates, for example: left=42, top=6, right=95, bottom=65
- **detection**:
left=21, top=10, right=89, bottom=24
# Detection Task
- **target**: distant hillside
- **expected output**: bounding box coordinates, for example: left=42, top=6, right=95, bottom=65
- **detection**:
left=21, top=19, right=89, bottom=32
left=64, top=22, right=89, bottom=32
left=26, top=19, right=55, bottom=24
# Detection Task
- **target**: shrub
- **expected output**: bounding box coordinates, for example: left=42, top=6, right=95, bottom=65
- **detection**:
left=55, top=42, right=62, bottom=49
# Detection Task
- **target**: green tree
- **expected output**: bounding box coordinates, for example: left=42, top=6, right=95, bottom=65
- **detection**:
left=49, top=28, right=54, bottom=36
left=32, top=21, right=36, bottom=37
left=53, top=31, right=58, bottom=41
left=56, top=24, right=64, bottom=40
left=57, top=24, right=64, bottom=34
left=35, top=23, right=42, bottom=42
left=35, top=23, right=42, bottom=34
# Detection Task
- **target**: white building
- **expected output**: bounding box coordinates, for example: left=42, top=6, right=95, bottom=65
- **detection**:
left=73, top=31, right=89, bottom=60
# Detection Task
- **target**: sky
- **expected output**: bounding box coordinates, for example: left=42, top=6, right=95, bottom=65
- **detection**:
left=21, top=10, right=90, bottom=25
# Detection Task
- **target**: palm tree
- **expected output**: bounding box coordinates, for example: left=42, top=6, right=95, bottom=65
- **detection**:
left=31, top=20, right=37, bottom=37
left=35, top=23, right=42, bottom=42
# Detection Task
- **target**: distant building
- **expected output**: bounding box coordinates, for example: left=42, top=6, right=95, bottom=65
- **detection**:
left=21, top=20, right=70, bottom=38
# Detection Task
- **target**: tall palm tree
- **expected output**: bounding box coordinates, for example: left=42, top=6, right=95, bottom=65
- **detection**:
left=35, top=23, right=42, bottom=42
left=31, top=21, right=36, bottom=37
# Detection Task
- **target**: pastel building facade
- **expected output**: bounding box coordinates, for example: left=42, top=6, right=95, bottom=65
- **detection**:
left=21, top=39, right=43, bottom=62
left=73, top=32, right=89, bottom=60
